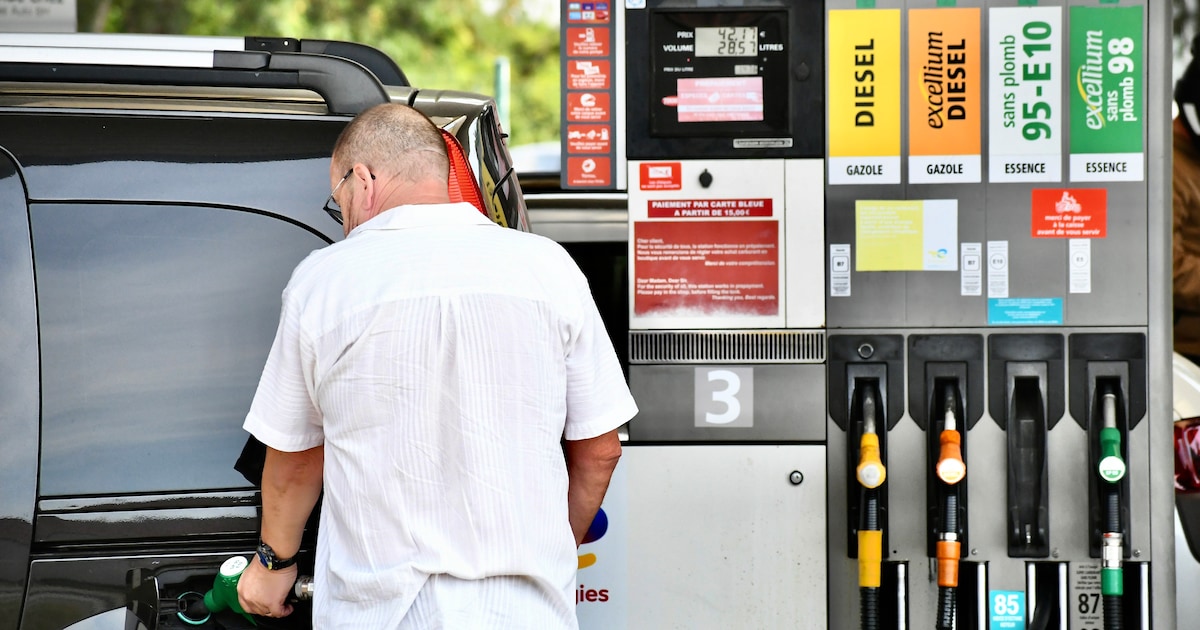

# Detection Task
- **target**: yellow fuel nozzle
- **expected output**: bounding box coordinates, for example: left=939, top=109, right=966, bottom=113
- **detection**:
left=857, top=432, right=887, bottom=489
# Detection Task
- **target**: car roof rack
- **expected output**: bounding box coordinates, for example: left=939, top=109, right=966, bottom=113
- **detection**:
left=0, top=43, right=391, bottom=115
left=0, top=33, right=409, bottom=87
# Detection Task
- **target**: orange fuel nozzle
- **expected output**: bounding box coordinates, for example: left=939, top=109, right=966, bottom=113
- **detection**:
left=936, top=430, right=966, bottom=485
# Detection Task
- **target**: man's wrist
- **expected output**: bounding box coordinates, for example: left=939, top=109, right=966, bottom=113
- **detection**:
left=256, top=539, right=298, bottom=571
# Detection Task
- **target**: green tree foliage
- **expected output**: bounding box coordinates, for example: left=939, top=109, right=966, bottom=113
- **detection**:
left=77, top=0, right=561, bottom=146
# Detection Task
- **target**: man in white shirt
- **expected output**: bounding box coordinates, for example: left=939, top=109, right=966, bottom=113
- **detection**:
left=237, top=103, right=637, bottom=628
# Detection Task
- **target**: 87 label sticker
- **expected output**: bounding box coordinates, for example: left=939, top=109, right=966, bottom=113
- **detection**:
left=989, top=6, right=1062, bottom=183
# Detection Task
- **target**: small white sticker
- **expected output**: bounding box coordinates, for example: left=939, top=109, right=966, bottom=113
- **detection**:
left=626, top=0, right=646, bottom=8
left=830, top=244, right=852, bottom=297
left=988, top=241, right=1009, bottom=298
left=961, top=243, right=982, bottom=296
left=1070, top=562, right=1103, bottom=629
left=1069, top=239, right=1091, bottom=293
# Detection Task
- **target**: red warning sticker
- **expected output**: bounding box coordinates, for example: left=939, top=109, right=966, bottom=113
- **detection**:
left=1031, top=188, right=1107, bottom=238
left=639, top=162, right=681, bottom=190
left=566, top=156, right=611, bottom=187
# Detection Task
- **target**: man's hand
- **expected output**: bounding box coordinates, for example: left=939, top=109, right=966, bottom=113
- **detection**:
left=237, top=559, right=299, bottom=618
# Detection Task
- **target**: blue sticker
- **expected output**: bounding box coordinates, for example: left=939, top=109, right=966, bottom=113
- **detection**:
left=988, top=298, right=1063, bottom=326
left=990, top=590, right=1025, bottom=629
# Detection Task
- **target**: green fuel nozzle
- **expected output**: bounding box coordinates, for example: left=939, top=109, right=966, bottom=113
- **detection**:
left=1098, top=392, right=1125, bottom=483
left=179, top=555, right=256, bottom=626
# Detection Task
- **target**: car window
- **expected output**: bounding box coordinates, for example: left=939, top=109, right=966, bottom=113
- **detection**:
left=32, top=203, right=328, bottom=496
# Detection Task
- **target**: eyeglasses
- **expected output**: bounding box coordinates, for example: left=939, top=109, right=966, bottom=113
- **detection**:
left=323, top=169, right=375, bottom=225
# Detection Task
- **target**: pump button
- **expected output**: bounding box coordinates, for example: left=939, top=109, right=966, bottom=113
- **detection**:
left=699, top=169, right=713, bottom=188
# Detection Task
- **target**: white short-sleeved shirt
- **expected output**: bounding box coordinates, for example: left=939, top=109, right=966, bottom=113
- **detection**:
left=244, top=202, right=637, bottom=629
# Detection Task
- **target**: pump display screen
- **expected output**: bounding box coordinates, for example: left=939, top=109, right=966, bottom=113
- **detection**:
left=649, top=10, right=788, bottom=137
left=677, top=77, right=763, bottom=122
left=695, top=27, right=758, bottom=57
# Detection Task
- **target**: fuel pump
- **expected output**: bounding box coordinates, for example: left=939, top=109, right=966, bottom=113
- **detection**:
left=856, top=389, right=886, bottom=630
left=1069, top=332, right=1149, bottom=629
left=573, top=1, right=830, bottom=627
left=933, top=382, right=966, bottom=630
left=1097, top=384, right=1127, bottom=630
left=567, top=0, right=1175, bottom=627
left=829, top=334, right=906, bottom=629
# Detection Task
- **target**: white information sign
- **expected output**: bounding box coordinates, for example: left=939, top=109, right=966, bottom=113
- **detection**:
left=830, top=244, right=851, bottom=297
left=1069, top=238, right=1092, bottom=293
left=988, top=240, right=1010, bottom=298
left=961, top=242, right=982, bottom=296
left=989, top=7, right=1062, bottom=183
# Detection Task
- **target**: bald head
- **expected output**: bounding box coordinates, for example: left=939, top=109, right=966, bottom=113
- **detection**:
left=332, top=103, right=450, bottom=190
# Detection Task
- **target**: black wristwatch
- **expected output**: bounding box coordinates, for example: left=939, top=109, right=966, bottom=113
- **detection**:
left=256, top=539, right=297, bottom=571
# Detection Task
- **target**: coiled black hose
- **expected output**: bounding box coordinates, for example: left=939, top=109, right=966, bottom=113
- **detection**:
left=860, top=587, right=879, bottom=630
left=936, top=493, right=958, bottom=630
left=1103, top=493, right=1122, bottom=630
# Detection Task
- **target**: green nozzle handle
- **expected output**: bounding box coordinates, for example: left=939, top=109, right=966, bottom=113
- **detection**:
left=1098, top=426, right=1126, bottom=483
left=203, top=555, right=257, bottom=625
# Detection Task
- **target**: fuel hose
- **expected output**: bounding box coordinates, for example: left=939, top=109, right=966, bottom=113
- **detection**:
left=856, top=387, right=886, bottom=630
left=935, top=386, right=965, bottom=630
left=1098, top=389, right=1125, bottom=630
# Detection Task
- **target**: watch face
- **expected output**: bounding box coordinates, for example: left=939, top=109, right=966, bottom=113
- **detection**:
left=256, top=540, right=295, bottom=570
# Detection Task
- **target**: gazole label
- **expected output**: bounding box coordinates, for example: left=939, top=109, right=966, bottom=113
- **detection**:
left=1068, top=5, right=1144, bottom=182
left=908, top=7, right=982, bottom=184
left=828, top=9, right=901, bottom=185
left=989, top=6, right=1063, bottom=183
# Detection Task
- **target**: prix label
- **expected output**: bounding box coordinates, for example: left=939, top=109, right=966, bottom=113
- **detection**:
left=989, top=6, right=1063, bottom=183
left=828, top=9, right=902, bottom=185
left=1068, top=5, right=1144, bottom=182
left=908, top=7, right=982, bottom=184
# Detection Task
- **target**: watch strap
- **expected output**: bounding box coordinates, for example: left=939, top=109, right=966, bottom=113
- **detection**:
left=256, top=539, right=297, bottom=571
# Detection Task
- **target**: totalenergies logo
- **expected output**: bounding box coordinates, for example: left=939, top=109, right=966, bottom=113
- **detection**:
left=576, top=508, right=610, bottom=604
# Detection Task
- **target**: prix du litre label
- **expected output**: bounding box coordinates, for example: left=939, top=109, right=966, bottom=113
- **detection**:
left=989, top=6, right=1062, bottom=183
left=1068, top=5, right=1144, bottom=182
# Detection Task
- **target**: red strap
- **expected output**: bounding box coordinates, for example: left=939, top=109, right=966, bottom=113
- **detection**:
left=441, top=129, right=487, bottom=218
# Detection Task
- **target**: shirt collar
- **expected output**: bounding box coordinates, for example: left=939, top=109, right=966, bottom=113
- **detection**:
left=348, top=202, right=495, bottom=237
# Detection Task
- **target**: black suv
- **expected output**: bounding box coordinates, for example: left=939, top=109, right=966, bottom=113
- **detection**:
left=0, top=33, right=525, bottom=630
